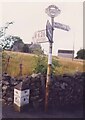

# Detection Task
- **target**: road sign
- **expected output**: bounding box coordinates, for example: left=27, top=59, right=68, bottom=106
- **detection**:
left=45, top=5, right=61, bottom=18
left=53, top=22, right=70, bottom=31
left=46, top=20, right=53, bottom=42
left=33, top=29, right=48, bottom=43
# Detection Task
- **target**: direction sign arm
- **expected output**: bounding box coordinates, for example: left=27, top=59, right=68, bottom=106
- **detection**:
left=53, top=22, right=70, bottom=31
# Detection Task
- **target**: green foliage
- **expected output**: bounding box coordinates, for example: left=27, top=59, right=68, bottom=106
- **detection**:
left=0, top=36, right=23, bottom=50
left=33, top=55, right=47, bottom=74
left=33, top=55, right=60, bottom=75
left=29, top=44, right=44, bottom=55
left=76, top=49, right=85, bottom=59
left=0, top=36, right=13, bottom=50
left=52, top=58, right=61, bottom=75
left=2, top=51, right=84, bottom=76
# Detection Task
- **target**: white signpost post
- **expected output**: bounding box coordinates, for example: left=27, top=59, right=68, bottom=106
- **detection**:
left=45, top=5, right=70, bottom=112
left=32, top=5, right=70, bottom=112
left=45, top=5, right=61, bottom=112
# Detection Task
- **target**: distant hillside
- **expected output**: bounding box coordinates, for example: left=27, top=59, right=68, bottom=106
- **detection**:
left=2, top=51, right=84, bottom=77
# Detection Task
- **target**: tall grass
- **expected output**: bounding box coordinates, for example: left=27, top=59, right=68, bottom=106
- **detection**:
left=56, top=57, right=83, bottom=75
left=2, top=51, right=37, bottom=76
left=2, top=51, right=84, bottom=77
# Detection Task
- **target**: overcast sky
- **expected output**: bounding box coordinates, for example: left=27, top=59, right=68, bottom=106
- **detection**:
left=1, top=1, right=83, bottom=56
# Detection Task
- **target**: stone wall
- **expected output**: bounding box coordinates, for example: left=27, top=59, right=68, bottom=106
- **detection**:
left=2, top=72, right=84, bottom=110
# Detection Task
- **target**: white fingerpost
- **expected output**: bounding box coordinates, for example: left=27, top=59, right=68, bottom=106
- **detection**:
left=45, top=5, right=61, bottom=112
left=14, top=81, right=30, bottom=112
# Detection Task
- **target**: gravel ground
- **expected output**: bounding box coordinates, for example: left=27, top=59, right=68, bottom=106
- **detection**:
left=2, top=103, right=83, bottom=119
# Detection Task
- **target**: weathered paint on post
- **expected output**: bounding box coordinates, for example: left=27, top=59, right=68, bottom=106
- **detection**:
left=45, top=17, right=54, bottom=112
left=45, top=4, right=70, bottom=112
left=14, top=82, right=30, bottom=112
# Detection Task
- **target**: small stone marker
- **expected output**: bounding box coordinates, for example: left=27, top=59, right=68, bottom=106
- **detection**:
left=14, top=81, right=30, bottom=112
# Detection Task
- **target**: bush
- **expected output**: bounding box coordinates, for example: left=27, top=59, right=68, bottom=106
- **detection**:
left=52, top=58, right=61, bottom=75
left=22, top=44, right=29, bottom=53
left=33, top=55, right=60, bottom=75
left=33, top=55, right=47, bottom=74
left=76, top=49, right=85, bottom=59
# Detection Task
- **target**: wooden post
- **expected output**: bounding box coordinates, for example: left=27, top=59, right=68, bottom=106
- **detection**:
left=45, top=17, right=54, bottom=112
left=19, top=63, right=22, bottom=76
left=5, top=55, right=10, bottom=73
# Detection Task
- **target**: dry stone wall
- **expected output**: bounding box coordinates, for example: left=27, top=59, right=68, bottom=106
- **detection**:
left=2, top=72, right=84, bottom=110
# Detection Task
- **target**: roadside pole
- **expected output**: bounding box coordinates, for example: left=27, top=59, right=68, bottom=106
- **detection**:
left=45, top=4, right=70, bottom=112
left=33, top=4, right=70, bottom=112
left=45, top=5, right=61, bottom=112
left=45, top=17, right=54, bottom=112
left=45, top=43, right=52, bottom=112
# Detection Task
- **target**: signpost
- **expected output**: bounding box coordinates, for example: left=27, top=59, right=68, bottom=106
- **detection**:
left=45, top=5, right=61, bottom=112
left=45, top=5, right=61, bottom=18
left=45, top=5, right=70, bottom=112
left=33, top=5, right=70, bottom=112
left=33, top=29, right=48, bottom=43
left=53, top=22, right=70, bottom=31
left=46, top=20, right=53, bottom=43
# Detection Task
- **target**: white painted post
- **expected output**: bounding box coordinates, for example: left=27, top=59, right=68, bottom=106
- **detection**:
left=14, top=81, right=30, bottom=112
left=45, top=18, right=54, bottom=112
left=45, top=5, right=61, bottom=112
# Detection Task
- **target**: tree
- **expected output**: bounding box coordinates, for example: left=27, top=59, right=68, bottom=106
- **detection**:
left=33, top=55, right=60, bottom=75
left=29, top=44, right=44, bottom=55
left=33, top=55, right=47, bottom=74
left=1, top=36, right=13, bottom=50
left=0, top=22, right=14, bottom=38
left=0, top=35, right=23, bottom=50
left=0, top=22, right=14, bottom=50
left=22, top=44, right=29, bottom=53
left=76, top=49, right=85, bottom=59
left=11, top=37, right=24, bottom=51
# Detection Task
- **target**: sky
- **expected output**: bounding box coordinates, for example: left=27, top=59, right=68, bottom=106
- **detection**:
left=0, top=1, right=83, bottom=56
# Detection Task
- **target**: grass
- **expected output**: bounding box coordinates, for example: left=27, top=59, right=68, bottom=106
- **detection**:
left=55, top=57, right=83, bottom=75
left=2, top=51, right=84, bottom=77
left=2, top=51, right=37, bottom=76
